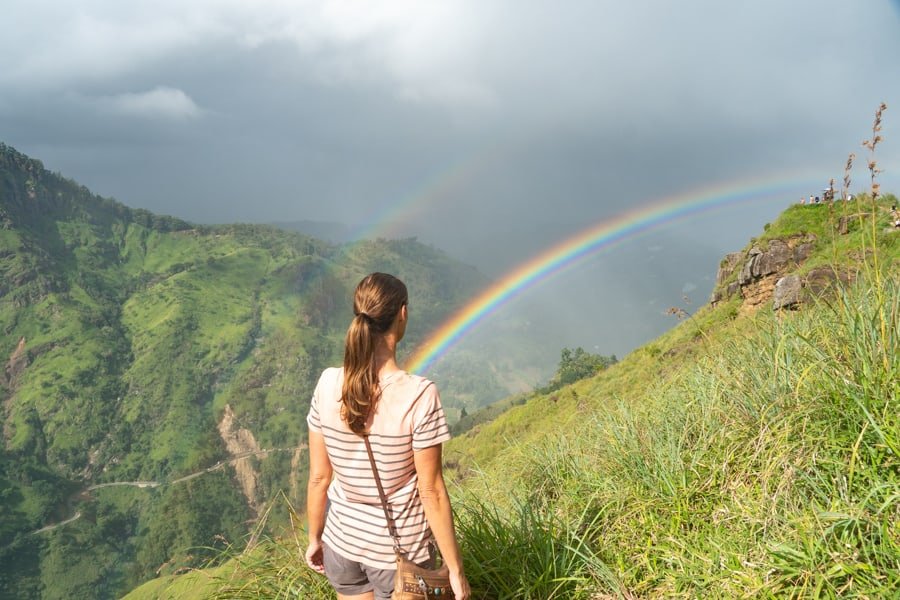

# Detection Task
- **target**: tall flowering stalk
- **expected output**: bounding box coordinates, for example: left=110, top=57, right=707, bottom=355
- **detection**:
left=860, top=102, right=889, bottom=368
left=842, top=154, right=854, bottom=201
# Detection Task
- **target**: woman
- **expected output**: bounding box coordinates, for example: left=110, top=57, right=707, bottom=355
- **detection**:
left=305, top=273, right=470, bottom=600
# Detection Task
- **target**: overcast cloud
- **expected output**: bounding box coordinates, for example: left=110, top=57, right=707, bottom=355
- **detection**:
left=2, top=0, right=899, bottom=366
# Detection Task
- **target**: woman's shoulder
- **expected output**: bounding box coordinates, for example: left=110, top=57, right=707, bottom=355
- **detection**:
left=317, top=365, right=342, bottom=378
left=392, top=369, right=430, bottom=386
left=315, top=367, right=344, bottom=393
left=392, top=371, right=438, bottom=400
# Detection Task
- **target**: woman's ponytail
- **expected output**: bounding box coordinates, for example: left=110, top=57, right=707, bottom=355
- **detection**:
left=341, top=273, right=407, bottom=434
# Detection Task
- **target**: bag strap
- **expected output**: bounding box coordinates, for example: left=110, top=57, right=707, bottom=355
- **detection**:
left=362, top=434, right=405, bottom=557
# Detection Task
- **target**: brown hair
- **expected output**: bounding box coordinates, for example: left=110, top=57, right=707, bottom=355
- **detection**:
left=341, top=273, right=408, bottom=434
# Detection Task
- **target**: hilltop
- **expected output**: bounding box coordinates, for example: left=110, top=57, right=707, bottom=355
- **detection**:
left=126, top=193, right=898, bottom=599
left=0, top=143, right=546, bottom=599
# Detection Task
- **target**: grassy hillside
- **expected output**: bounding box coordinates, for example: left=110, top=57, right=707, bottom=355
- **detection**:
left=441, top=196, right=899, bottom=598
left=0, top=143, right=543, bottom=599
left=127, top=194, right=899, bottom=599
left=447, top=198, right=898, bottom=470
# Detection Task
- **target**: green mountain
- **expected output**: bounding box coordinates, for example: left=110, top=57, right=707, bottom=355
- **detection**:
left=126, top=193, right=898, bottom=599
left=0, top=143, right=539, bottom=599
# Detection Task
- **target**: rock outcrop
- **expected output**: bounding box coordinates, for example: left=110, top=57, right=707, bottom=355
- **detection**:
left=2, top=337, right=29, bottom=442
left=772, top=274, right=802, bottom=310
left=710, top=234, right=851, bottom=312
left=217, top=404, right=263, bottom=515
left=3, top=336, right=28, bottom=388
left=805, top=265, right=852, bottom=296
left=717, top=252, right=744, bottom=285
left=737, top=239, right=793, bottom=285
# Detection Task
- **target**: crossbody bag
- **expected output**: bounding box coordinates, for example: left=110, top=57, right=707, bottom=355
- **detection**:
left=363, top=434, right=455, bottom=599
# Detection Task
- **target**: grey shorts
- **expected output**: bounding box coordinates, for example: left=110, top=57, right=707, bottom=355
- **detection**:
left=323, top=543, right=434, bottom=600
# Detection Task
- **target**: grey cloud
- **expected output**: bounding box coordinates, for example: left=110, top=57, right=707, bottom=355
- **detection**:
left=1, top=0, right=898, bottom=360
left=90, top=87, right=204, bottom=120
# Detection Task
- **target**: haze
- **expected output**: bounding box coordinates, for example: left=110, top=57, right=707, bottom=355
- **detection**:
left=2, top=0, right=899, bottom=366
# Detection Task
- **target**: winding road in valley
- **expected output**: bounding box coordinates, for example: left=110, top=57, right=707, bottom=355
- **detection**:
left=28, top=444, right=307, bottom=536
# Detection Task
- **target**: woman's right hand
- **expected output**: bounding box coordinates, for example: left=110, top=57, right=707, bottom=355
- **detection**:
left=450, top=570, right=470, bottom=599
left=305, top=539, right=325, bottom=575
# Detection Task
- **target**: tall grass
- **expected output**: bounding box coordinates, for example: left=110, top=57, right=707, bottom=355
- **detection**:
left=207, top=499, right=336, bottom=599
left=463, top=274, right=898, bottom=598
left=455, top=498, right=624, bottom=599
left=208, top=537, right=336, bottom=599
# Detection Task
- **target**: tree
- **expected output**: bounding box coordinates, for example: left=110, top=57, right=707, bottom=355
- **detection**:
left=545, top=347, right=617, bottom=391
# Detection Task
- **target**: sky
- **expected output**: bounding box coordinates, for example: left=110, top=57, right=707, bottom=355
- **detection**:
left=2, top=0, right=899, bottom=369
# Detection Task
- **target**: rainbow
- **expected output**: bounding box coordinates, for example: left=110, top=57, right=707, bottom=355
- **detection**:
left=349, top=142, right=508, bottom=241
left=405, top=172, right=823, bottom=374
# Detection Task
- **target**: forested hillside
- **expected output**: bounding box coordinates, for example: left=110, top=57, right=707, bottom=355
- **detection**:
left=0, top=143, right=540, bottom=599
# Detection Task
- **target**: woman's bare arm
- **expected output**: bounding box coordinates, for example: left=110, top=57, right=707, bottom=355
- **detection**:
left=414, top=443, right=470, bottom=599
left=305, top=430, right=332, bottom=573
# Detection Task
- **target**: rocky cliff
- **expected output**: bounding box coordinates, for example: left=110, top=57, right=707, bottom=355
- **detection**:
left=710, top=233, right=852, bottom=313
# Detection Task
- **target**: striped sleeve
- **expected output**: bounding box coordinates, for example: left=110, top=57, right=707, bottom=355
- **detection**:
left=411, top=382, right=451, bottom=451
left=306, top=374, right=323, bottom=433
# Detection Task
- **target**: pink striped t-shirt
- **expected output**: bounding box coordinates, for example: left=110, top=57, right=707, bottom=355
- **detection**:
left=307, top=367, right=451, bottom=569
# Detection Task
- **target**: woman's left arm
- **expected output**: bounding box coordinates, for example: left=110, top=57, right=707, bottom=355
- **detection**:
left=305, top=430, right=332, bottom=574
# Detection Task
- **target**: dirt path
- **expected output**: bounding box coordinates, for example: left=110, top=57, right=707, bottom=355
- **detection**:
left=87, top=481, right=161, bottom=490
left=31, top=511, right=82, bottom=535
left=27, top=444, right=307, bottom=537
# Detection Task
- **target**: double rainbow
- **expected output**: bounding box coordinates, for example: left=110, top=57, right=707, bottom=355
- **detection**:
left=405, top=172, right=821, bottom=374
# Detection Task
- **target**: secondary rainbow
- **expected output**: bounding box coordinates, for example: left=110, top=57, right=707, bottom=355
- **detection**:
left=405, top=172, right=822, bottom=374
left=349, top=142, right=508, bottom=241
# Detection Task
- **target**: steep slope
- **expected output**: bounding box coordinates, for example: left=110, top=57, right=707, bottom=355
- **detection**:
left=0, top=143, right=525, bottom=598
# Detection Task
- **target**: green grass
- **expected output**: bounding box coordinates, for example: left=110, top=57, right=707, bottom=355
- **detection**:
left=124, top=500, right=336, bottom=600
left=455, top=498, right=623, bottom=599
left=452, top=273, right=898, bottom=598
left=122, top=565, right=231, bottom=600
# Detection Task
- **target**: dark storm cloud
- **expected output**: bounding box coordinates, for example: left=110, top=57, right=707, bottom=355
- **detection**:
left=1, top=0, right=898, bottom=359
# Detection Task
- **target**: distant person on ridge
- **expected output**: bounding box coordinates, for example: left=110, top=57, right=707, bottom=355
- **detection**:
left=304, top=272, right=470, bottom=600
